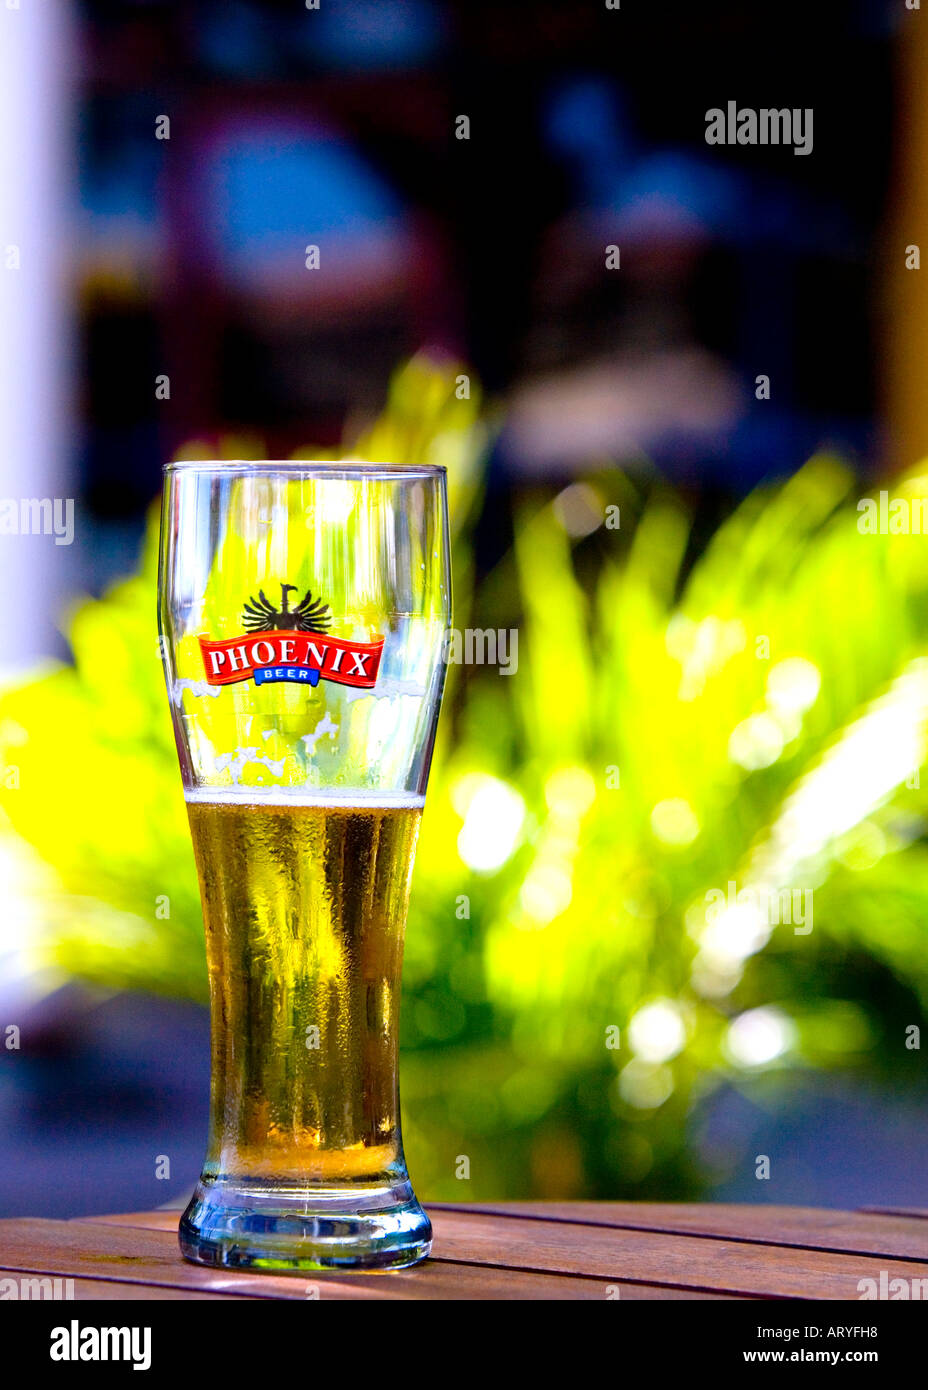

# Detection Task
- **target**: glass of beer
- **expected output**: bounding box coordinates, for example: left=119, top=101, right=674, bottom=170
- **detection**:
left=158, top=461, right=450, bottom=1272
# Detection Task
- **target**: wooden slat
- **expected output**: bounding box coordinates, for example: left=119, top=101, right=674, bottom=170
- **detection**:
left=0, top=1218, right=730, bottom=1301
left=426, top=1201, right=928, bottom=1261
left=73, top=1212, right=230, bottom=1232
left=427, top=1209, right=927, bottom=1299
left=0, top=1275, right=257, bottom=1301
left=72, top=1207, right=928, bottom=1299
left=0, top=1219, right=316, bottom=1301
left=857, top=1206, right=928, bottom=1221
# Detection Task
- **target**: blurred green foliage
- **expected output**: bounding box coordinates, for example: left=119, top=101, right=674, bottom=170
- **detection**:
left=3, top=354, right=928, bottom=1200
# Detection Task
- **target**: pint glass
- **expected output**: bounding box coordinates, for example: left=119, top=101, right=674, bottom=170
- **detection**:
left=158, top=461, right=450, bottom=1271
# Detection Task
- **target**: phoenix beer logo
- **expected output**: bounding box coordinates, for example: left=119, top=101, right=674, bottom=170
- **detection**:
left=199, top=581, right=384, bottom=690
left=242, top=583, right=331, bottom=634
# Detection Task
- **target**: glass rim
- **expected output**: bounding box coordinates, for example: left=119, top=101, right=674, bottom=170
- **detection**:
left=163, top=459, right=447, bottom=480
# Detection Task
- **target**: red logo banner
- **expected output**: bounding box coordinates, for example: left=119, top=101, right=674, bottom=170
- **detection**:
left=198, top=630, right=385, bottom=690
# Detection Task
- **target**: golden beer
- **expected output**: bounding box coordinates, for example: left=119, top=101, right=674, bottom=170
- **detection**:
left=186, top=794, right=422, bottom=1192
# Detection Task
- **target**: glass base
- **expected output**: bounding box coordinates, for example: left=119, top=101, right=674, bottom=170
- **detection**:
left=179, top=1177, right=432, bottom=1273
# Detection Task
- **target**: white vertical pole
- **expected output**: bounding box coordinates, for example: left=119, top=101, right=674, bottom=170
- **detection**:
left=0, top=0, right=75, bottom=674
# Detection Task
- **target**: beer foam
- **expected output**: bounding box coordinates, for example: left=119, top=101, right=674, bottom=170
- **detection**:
left=184, top=786, right=426, bottom=809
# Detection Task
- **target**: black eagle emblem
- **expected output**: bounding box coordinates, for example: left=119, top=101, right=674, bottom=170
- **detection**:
left=242, top=583, right=331, bottom=634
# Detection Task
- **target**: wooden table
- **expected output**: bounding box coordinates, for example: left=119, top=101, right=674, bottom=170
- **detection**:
left=1, top=1202, right=926, bottom=1300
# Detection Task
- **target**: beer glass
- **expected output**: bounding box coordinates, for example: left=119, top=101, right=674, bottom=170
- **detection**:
left=158, top=461, right=450, bottom=1271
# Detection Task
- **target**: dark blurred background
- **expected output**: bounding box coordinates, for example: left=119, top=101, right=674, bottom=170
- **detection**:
left=72, top=0, right=893, bottom=586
